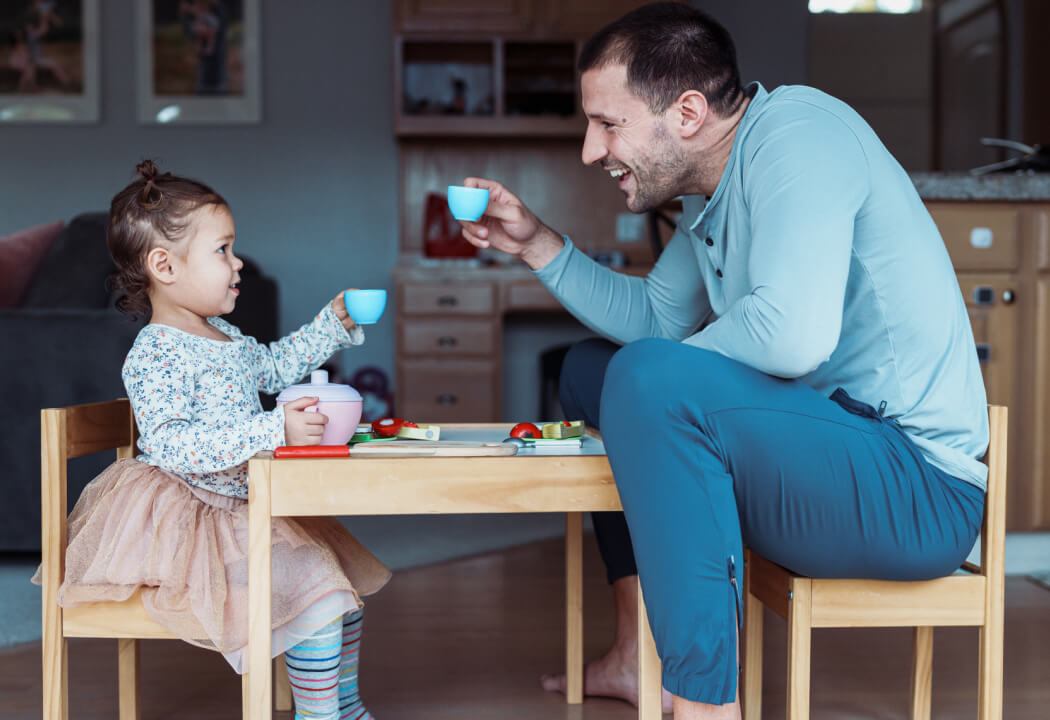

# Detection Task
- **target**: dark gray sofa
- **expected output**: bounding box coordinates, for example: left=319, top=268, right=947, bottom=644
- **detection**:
left=0, top=212, right=278, bottom=550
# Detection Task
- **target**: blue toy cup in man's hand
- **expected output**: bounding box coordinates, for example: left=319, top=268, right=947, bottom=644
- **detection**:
left=447, top=185, right=490, bottom=222
left=344, top=289, right=387, bottom=325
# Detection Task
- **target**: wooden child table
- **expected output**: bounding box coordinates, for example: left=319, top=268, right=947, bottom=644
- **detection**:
left=243, top=424, right=664, bottom=720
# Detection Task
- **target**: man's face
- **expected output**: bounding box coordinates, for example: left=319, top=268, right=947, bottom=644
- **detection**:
left=580, top=64, right=688, bottom=213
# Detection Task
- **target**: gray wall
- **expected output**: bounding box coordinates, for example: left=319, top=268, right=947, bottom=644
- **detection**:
left=1, top=0, right=399, bottom=383
left=694, top=0, right=810, bottom=88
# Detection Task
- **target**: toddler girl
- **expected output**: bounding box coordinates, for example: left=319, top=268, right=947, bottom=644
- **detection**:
left=49, top=160, right=389, bottom=720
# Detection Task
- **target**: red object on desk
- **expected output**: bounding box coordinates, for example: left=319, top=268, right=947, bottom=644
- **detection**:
left=274, top=445, right=350, bottom=458
left=423, top=193, right=478, bottom=258
left=509, top=422, right=541, bottom=439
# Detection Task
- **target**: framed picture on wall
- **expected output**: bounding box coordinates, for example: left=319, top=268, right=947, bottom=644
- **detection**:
left=136, top=0, right=261, bottom=124
left=0, top=0, right=100, bottom=123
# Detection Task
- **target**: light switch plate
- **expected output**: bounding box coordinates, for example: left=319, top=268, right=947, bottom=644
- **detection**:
left=970, top=227, right=993, bottom=249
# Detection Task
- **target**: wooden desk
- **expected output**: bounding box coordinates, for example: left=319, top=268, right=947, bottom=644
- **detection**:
left=243, top=425, right=664, bottom=720
left=395, top=262, right=652, bottom=422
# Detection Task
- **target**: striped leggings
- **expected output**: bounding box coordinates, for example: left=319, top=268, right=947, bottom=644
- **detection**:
left=285, top=609, right=372, bottom=720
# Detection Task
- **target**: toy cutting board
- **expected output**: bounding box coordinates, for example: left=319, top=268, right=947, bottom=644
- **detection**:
left=348, top=440, right=517, bottom=457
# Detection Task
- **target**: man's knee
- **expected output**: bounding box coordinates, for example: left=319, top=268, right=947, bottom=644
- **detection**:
left=603, top=338, right=700, bottom=410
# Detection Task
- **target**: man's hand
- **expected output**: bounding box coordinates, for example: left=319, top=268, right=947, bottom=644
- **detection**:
left=283, top=396, right=328, bottom=445
left=331, top=291, right=359, bottom=332
left=457, top=177, right=565, bottom=270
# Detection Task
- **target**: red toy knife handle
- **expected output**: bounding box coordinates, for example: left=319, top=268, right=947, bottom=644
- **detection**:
left=273, top=445, right=350, bottom=458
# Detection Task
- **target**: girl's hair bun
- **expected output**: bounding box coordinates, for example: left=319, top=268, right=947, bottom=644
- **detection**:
left=136, top=159, right=163, bottom=210
left=136, top=159, right=159, bottom=183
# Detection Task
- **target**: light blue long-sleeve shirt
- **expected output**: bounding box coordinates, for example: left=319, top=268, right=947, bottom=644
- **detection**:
left=536, top=83, right=989, bottom=490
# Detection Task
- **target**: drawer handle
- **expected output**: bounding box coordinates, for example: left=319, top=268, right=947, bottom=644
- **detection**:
left=438, top=336, right=458, bottom=347
left=976, top=343, right=991, bottom=364
left=1002, top=289, right=1016, bottom=305
left=437, top=295, right=458, bottom=307
left=436, top=393, right=458, bottom=405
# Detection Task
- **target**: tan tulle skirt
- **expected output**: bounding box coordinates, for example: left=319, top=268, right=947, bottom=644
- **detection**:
left=37, top=459, right=390, bottom=671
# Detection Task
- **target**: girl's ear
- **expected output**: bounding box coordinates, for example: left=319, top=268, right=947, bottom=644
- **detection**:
left=145, top=246, right=177, bottom=285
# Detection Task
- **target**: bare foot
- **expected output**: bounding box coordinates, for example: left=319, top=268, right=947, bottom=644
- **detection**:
left=540, top=649, right=674, bottom=714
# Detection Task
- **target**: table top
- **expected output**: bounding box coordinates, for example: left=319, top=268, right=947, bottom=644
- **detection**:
left=434, top=425, right=608, bottom=456
left=249, top=424, right=620, bottom=516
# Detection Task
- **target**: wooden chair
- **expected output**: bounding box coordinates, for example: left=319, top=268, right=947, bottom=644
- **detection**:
left=40, top=399, right=293, bottom=719
left=742, top=405, right=1007, bottom=720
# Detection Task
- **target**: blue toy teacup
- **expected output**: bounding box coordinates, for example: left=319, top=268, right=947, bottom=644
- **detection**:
left=446, top=185, right=490, bottom=222
left=343, top=289, right=387, bottom=325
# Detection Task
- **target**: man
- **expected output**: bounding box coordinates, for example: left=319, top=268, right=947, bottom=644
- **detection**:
left=458, top=4, right=988, bottom=718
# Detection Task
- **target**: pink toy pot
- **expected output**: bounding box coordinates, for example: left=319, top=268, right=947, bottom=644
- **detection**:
left=276, top=369, right=362, bottom=445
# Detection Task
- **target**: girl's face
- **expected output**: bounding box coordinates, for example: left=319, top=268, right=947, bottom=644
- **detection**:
left=171, top=204, right=243, bottom=317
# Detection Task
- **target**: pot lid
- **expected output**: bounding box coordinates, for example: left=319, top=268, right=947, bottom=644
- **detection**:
left=276, top=369, right=362, bottom=403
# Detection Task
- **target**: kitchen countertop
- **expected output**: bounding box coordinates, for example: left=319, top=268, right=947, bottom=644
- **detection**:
left=910, top=172, right=1050, bottom=201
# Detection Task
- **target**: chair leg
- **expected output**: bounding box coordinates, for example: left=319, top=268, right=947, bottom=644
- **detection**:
left=274, top=654, right=292, bottom=711
left=118, top=639, right=141, bottom=720
left=565, top=512, right=584, bottom=704
left=41, top=616, right=67, bottom=720
left=786, top=579, right=812, bottom=720
left=909, top=626, right=933, bottom=720
left=978, top=605, right=1005, bottom=719
left=742, top=563, right=763, bottom=720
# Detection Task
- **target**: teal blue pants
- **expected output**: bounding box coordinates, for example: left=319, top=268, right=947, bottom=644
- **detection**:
left=566, top=338, right=984, bottom=705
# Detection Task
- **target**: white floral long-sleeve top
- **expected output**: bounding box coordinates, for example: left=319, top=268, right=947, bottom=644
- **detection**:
left=122, top=304, right=363, bottom=498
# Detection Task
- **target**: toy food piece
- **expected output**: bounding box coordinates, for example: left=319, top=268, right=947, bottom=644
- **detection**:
left=396, top=423, right=440, bottom=440
left=541, top=420, right=584, bottom=439
left=372, top=417, right=405, bottom=437
left=509, top=422, right=541, bottom=439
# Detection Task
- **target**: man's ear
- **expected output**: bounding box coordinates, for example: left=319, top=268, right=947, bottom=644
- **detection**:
left=675, top=90, right=708, bottom=140
left=145, top=246, right=177, bottom=285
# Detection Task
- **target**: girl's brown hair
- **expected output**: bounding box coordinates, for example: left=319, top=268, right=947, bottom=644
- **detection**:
left=107, top=159, right=228, bottom=317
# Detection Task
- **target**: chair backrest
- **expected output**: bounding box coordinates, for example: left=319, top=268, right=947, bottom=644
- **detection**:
left=40, top=399, right=136, bottom=609
left=980, top=405, right=1008, bottom=582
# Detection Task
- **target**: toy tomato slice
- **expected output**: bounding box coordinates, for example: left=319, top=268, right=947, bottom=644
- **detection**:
left=509, top=422, right=541, bottom=439
left=372, top=417, right=405, bottom=437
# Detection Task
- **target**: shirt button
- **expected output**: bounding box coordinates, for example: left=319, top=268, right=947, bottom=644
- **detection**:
left=705, top=237, right=714, bottom=246
left=716, top=269, right=723, bottom=278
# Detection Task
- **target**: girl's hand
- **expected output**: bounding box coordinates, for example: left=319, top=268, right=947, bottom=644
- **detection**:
left=283, top=396, right=328, bottom=445
left=332, top=290, right=359, bottom=331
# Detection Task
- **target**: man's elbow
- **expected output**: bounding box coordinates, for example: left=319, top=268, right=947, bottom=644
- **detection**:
left=762, top=329, right=837, bottom=378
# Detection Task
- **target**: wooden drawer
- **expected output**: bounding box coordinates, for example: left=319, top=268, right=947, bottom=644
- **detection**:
left=399, top=318, right=496, bottom=355
left=505, top=278, right=561, bottom=311
left=927, top=205, right=1020, bottom=271
left=398, top=359, right=498, bottom=422
left=400, top=281, right=496, bottom=315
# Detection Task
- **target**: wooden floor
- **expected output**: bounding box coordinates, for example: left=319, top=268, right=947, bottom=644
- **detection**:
left=3, top=534, right=1049, bottom=719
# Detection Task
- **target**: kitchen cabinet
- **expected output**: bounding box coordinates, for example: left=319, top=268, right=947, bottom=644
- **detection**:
left=394, top=1, right=535, bottom=34
left=395, top=273, right=502, bottom=423
left=928, top=201, right=1050, bottom=531
left=394, top=0, right=658, bottom=36
left=392, top=0, right=676, bottom=137
left=394, top=36, right=581, bottom=137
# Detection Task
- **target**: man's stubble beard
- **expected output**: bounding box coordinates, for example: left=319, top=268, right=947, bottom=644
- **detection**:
left=625, top=123, right=697, bottom=213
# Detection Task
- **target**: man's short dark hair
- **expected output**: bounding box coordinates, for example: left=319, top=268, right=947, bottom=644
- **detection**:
left=578, top=2, right=745, bottom=117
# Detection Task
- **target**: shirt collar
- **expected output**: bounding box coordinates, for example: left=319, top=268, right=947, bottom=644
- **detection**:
left=688, top=81, right=768, bottom=232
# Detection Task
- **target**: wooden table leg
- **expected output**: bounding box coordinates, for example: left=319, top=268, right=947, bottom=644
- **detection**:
left=638, top=580, right=662, bottom=720
left=247, top=458, right=272, bottom=720
left=565, top=512, right=584, bottom=704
